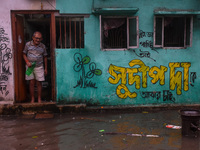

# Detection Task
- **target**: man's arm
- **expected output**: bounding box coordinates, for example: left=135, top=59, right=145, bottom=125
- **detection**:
left=44, top=56, right=47, bottom=76
left=23, top=53, right=32, bottom=67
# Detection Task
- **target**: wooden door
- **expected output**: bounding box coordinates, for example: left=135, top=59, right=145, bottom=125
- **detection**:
left=15, top=15, right=26, bottom=102
left=12, top=10, right=57, bottom=103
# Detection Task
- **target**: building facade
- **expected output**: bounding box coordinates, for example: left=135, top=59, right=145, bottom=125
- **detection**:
left=1, top=0, right=200, bottom=106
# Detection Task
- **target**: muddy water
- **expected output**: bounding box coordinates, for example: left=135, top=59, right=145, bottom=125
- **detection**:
left=0, top=110, right=199, bottom=150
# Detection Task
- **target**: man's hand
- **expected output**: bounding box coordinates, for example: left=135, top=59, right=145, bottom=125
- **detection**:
left=26, top=61, right=32, bottom=67
left=23, top=53, right=32, bottom=67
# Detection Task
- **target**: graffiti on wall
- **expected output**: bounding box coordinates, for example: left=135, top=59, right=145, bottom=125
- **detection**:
left=139, top=30, right=157, bottom=51
left=0, top=28, right=9, bottom=43
left=190, top=72, right=196, bottom=87
left=132, top=49, right=156, bottom=62
left=140, top=91, right=161, bottom=100
left=0, top=27, right=12, bottom=97
left=73, top=53, right=102, bottom=88
left=140, top=90, right=175, bottom=102
left=132, top=30, right=158, bottom=62
left=163, top=90, right=175, bottom=102
left=139, top=30, right=154, bottom=49
left=108, top=59, right=192, bottom=101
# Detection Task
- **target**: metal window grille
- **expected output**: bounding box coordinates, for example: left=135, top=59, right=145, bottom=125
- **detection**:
left=56, top=17, right=84, bottom=49
left=164, top=17, right=184, bottom=47
left=154, top=16, right=193, bottom=48
left=100, top=16, right=139, bottom=50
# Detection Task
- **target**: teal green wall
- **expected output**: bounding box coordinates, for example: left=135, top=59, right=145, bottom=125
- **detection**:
left=56, top=0, right=200, bottom=106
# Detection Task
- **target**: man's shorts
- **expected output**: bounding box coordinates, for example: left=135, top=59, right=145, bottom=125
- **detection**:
left=25, top=65, right=45, bottom=81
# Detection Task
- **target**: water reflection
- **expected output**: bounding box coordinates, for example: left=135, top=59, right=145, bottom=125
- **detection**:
left=181, top=136, right=200, bottom=150
left=0, top=111, right=199, bottom=150
left=0, top=116, right=60, bottom=150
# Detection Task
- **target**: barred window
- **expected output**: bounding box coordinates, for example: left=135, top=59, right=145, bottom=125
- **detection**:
left=56, top=17, right=84, bottom=49
left=100, top=16, right=139, bottom=50
left=154, top=16, right=193, bottom=48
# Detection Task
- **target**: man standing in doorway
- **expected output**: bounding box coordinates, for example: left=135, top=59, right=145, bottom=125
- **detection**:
left=23, top=31, right=48, bottom=103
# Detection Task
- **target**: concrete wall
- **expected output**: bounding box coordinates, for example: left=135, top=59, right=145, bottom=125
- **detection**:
left=0, top=0, right=55, bottom=104
left=55, top=0, right=200, bottom=106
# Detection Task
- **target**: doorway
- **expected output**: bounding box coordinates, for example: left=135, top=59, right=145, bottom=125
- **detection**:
left=11, top=10, right=57, bottom=103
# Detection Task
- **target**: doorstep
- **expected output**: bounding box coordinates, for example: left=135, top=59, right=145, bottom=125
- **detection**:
left=0, top=102, right=200, bottom=115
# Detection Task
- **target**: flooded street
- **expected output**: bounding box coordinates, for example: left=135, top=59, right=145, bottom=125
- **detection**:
left=0, top=110, right=199, bottom=150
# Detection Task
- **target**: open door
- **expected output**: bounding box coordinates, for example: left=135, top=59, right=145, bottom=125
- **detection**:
left=12, top=10, right=57, bottom=103
left=14, top=15, right=26, bottom=102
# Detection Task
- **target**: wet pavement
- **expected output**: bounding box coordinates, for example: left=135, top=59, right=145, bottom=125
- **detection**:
left=0, top=109, right=199, bottom=150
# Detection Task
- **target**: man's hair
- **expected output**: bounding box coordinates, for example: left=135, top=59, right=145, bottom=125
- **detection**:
left=33, top=31, right=42, bottom=37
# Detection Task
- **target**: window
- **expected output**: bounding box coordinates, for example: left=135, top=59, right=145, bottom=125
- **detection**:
left=100, top=15, right=139, bottom=50
left=154, top=16, right=193, bottom=48
left=56, top=17, right=84, bottom=49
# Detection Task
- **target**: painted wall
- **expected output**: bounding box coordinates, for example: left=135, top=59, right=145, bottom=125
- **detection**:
left=0, top=0, right=55, bottom=104
left=56, top=0, right=200, bottom=106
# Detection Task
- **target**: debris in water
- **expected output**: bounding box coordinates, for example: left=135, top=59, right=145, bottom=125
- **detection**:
left=166, top=124, right=181, bottom=129
left=102, top=132, right=159, bottom=137
left=80, top=117, right=106, bottom=122
left=99, top=129, right=105, bottom=132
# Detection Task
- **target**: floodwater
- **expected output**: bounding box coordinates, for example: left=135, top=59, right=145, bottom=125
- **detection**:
left=0, top=110, right=199, bottom=150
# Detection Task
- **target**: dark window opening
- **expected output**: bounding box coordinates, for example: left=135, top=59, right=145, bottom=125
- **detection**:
left=102, top=18, right=127, bottom=49
left=164, top=17, right=184, bottom=47
left=154, top=16, right=193, bottom=48
left=101, top=16, right=139, bottom=50
left=155, top=17, right=163, bottom=46
left=56, top=17, right=84, bottom=49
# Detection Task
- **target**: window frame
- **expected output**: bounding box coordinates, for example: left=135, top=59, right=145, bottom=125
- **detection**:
left=55, top=14, right=88, bottom=49
left=153, top=15, right=193, bottom=49
left=127, top=16, right=139, bottom=49
left=186, top=16, right=193, bottom=47
left=100, top=15, right=139, bottom=51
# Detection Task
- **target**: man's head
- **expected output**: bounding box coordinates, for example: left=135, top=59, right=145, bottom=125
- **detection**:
left=32, top=31, right=43, bottom=46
